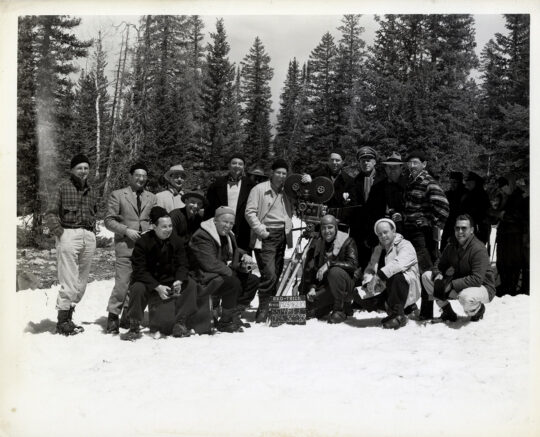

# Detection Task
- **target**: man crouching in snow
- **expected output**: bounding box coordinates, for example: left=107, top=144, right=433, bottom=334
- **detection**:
left=421, top=214, right=495, bottom=323
left=121, top=207, right=198, bottom=341
left=301, top=215, right=358, bottom=323
left=189, top=206, right=259, bottom=333
left=359, top=218, right=421, bottom=330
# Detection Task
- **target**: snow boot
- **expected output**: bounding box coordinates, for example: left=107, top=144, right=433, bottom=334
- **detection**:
left=172, top=321, right=192, bottom=338
left=106, top=313, right=120, bottom=334
left=56, top=308, right=84, bottom=336
left=120, top=320, right=142, bottom=341
left=119, top=310, right=130, bottom=329
left=382, top=314, right=408, bottom=330
left=418, top=298, right=433, bottom=321
left=328, top=310, right=347, bottom=324
left=233, top=307, right=251, bottom=328
left=432, top=303, right=458, bottom=323
left=255, top=300, right=270, bottom=324
left=215, top=309, right=244, bottom=333
left=470, top=303, right=485, bottom=322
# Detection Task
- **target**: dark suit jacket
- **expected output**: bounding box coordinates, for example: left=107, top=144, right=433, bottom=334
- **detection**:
left=131, top=230, right=189, bottom=290
left=311, top=166, right=355, bottom=223
left=205, top=175, right=254, bottom=250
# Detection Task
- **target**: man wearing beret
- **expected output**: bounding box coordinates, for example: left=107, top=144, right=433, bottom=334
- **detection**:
left=121, top=207, right=199, bottom=340
left=205, top=154, right=255, bottom=251
left=156, top=163, right=186, bottom=212
left=245, top=158, right=294, bottom=322
left=190, top=206, right=260, bottom=332
left=350, top=144, right=385, bottom=268
left=46, top=154, right=98, bottom=335
left=104, top=162, right=156, bottom=334
left=403, top=150, right=449, bottom=320
left=421, top=214, right=495, bottom=323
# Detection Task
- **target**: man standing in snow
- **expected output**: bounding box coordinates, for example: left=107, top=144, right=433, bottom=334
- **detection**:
left=190, top=206, right=259, bottom=332
left=301, top=215, right=358, bottom=324
left=421, top=214, right=495, bottom=323
left=358, top=218, right=421, bottom=330
left=403, top=150, right=449, bottom=320
left=46, top=154, right=98, bottom=336
left=104, top=163, right=156, bottom=334
left=121, top=207, right=198, bottom=341
left=245, top=158, right=294, bottom=323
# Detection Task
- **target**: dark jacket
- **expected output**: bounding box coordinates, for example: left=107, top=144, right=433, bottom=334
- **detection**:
left=432, top=235, right=496, bottom=301
left=310, top=166, right=355, bottom=222
left=459, top=187, right=491, bottom=242
left=350, top=169, right=386, bottom=243
left=131, top=230, right=189, bottom=290
left=205, top=175, right=254, bottom=250
left=302, top=231, right=358, bottom=291
left=497, top=187, right=526, bottom=235
left=189, top=218, right=246, bottom=287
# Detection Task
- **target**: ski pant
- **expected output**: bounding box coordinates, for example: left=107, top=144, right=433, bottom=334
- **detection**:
left=55, top=228, right=96, bottom=311
left=307, top=267, right=354, bottom=317
left=422, top=271, right=490, bottom=316
left=254, top=228, right=286, bottom=306
left=106, top=242, right=133, bottom=315
left=126, top=279, right=198, bottom=325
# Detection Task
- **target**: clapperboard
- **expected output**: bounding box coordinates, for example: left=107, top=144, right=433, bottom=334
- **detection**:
left=268, top=295, right=306, bottom=327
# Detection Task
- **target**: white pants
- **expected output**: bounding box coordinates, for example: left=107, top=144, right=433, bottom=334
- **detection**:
left=422, top=271, right=490, bottom=316
left=55, top=228, right=96, bottom=311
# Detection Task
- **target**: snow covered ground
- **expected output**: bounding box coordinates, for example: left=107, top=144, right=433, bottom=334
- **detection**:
left=1, top=280, right=536, bottom=437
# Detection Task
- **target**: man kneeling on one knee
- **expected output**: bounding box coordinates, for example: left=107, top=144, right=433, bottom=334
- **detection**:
left=421, top=214, right=495, bottom=323
left=122, top=207, right=198, bottom=341
left=301, top=215, right=358, bottom=324
left=360, top=218, right=421, bottom=329
left=189, top=206, right=260, bottom=333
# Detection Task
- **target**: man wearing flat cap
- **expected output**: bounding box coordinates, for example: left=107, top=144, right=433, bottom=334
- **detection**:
left=300, top=149, right=355, bottom=224
left=156, top=163, right=186, bottom=212
left=350, top=144, right=385, bottom=268
left=46, top=154, right=98, bottom=335
left=403, top=150, right=449, bottom=320
left=301, top=215, right=358, bottom=323
left=245, top=158, right=294, bottom=322
left=104, top=162, right=156, bottom=334
left=190, top=206, right=260, bottom=332
left=205, top=154, right=255, bottom=251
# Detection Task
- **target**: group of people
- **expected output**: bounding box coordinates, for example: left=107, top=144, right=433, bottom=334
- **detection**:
left=45, top=146, right=528, bottom=338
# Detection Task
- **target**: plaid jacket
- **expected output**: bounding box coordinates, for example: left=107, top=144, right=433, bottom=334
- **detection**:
left=46, top=175, right=98, bottom=236
left=404, top=170, right=449, bottom=229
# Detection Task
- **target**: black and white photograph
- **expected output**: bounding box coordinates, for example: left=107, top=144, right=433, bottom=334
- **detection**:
left=1, top=1, right=537, bottom=436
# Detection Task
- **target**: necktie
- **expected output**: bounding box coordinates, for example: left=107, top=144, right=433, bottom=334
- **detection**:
left=136, top=191, right=142, bottom=215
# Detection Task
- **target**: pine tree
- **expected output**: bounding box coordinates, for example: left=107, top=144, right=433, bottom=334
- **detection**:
left=240, top=36, right=274, bottom=163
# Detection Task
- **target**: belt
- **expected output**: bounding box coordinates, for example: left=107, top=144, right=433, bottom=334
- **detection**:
left=62, top=224, right=94, bottom=232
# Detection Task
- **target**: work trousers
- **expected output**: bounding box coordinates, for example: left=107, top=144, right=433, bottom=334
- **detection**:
left=422, top=271, right=490, bottom=316
left=496, top=232, right=524, bottom=296
left=55, top=228, right=96, bottom=311
left=106, top=241, right=133, bottom=315
left=254, top=228, right=286, bottom=305
left=308, top=266, right=354, bottom=317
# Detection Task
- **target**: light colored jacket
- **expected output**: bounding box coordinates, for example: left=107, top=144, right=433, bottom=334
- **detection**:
left=156, top=188, right=184, bottom=212
left=245, top=180, right=294, bottom=249
left=365, top=233, right=420, bottom=307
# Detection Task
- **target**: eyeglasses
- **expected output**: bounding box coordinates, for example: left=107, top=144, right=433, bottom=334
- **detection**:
left=454, top=226, right=470, bottom=231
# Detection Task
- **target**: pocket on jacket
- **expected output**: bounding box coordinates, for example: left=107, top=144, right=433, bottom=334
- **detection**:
left=62, top=204, right=78, bottom=224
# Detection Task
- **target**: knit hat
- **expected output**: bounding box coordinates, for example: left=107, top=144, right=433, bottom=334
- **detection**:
left=271, top=159, right=289, bottom=172
left=70, top=154, right=90, bottom=169
left=406, top=150, right=427, bottom=162
left=374, top=218, right=396, bottom=234
left=129, top=162, right=149, bottom=174
left=215, top=206, right=236, bottom=218
left=149, top=206, right=169, bottom=224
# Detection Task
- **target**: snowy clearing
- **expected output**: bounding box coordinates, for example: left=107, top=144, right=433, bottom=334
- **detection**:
left=0, top=279, right=536, bottom=437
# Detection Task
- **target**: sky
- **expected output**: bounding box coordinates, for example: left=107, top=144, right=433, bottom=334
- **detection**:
left=73, top=14, right=507, bottom=121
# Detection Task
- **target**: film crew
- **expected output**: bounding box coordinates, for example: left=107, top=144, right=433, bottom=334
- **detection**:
left=441, top=171, right=466, bottom=250
left=350, top=144, right=385, bottom=269
left=301, top=215, right=358, bottom=323
left=245, top=158, right=294, bottom=323
left=46, top=154, right=98, bottom=336
left=156, top=163, right=186, bottom=212
left=460, top=171, right=491, bottom=244
left=356, top=218, right=421, bottom=329
left=190, top=206, right=260, bottom=332
left=365, top=152, right=407, bottom=238
left=494, top=175, right=527, bottom=297
left=247, top=166, right=268, bottom=185
left=300, top=149, right=355, bottom=224
left=121, top=207, right=198, bottom=341
left=421, top=214, right=495, bottom=323
left=205, top=154, right=255, bottom=251
left=403, top=150, right=449, bottom=320
left=104, top=162, right=157, bottom=334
